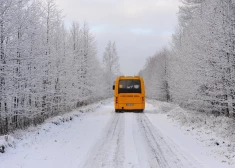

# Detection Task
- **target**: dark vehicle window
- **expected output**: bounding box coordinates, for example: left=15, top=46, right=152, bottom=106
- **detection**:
left=118, top=80, right=141, bottom=93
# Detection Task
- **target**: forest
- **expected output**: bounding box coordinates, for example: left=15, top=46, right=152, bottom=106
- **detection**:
left=2, top=0, right=235, bottom=135
left=0, top=0, right=119, bottom=134
left=140, top=0, right=235, bottom=117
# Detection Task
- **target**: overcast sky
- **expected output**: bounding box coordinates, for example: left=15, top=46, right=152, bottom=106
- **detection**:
left=55, top=0, right=180, bottom=75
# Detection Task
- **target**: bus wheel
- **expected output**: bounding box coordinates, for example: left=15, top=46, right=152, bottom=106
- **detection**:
left=115, top=109, right=119, bottom=113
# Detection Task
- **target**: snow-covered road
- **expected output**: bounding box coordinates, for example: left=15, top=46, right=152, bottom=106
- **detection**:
left=0, top=100, right=231, bottom=168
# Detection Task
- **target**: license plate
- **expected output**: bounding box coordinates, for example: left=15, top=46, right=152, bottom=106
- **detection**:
left=126, top=104, right=133, bottom=106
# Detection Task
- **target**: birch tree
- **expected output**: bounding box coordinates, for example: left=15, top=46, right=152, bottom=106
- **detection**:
left=139, top=48, right=170, bottom=101
left=140, top=0, right=235, bottom=117
left=103, top=41, right=120, bottom=98
left=0, top=0, right=105, bottom=135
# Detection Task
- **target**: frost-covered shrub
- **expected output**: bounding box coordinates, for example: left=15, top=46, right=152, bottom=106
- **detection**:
left=0, top=135, right=16, bottom=152
left=51, top=116, right=73, bottom=125
left=155, top=100, right=235, bottom=143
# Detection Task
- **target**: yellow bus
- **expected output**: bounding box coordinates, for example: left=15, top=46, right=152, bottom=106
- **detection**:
left=113, top=76, right=145, bottom=112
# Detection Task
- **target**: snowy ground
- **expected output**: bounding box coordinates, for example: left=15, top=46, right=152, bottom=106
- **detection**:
left=0, top=99, right=234, bottom=168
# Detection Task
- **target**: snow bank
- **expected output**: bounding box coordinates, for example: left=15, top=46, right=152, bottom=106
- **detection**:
left=148, top=99, right=235, bottom=165
left=0, top=99, right=111, bottom=153
left=48, top=98, right=111, bottom=126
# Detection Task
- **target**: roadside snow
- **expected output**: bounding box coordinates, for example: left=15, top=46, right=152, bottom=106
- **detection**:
left=1, top=99, right=235, bottom=168
left=148, top=99, right=235, bottom=167
left=0, top=99, right=111, bottom=155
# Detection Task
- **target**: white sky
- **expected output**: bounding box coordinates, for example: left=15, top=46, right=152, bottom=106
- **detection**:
left=55, top=0, right=180, bottom=75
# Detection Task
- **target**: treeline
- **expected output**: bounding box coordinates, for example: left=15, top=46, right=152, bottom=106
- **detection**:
left=140, top=0, right=235, bottom=117
left=0, top=0, right=119, bottom=134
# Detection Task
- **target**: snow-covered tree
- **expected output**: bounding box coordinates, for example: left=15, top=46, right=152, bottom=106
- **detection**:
left=139, top=48, right=170, bottom=101
left=140, top=0, right=235, bottom=117
left=0, top=0, right=105, bottom=134
left=170, top=0, right=235, bottom=115
left=102, top=41, right=120, bottom=98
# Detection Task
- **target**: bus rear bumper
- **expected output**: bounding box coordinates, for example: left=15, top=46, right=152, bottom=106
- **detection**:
left=115, top=103, right=145, bottom=112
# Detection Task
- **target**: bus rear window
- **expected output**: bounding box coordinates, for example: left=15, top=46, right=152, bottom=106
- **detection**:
left=118, top=80, right=141, bottom=93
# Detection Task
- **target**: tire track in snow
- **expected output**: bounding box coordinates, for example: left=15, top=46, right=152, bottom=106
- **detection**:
left=136, top=113, right=201, bottom=168
left=136, top=113, right=168, bottom=168
left=80, top=112, right=125, bottom=168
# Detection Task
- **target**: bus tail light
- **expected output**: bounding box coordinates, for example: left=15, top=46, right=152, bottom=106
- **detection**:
left=142, top=97, right=144, bottom=103
left=116, top=97, right=118, bottom=104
